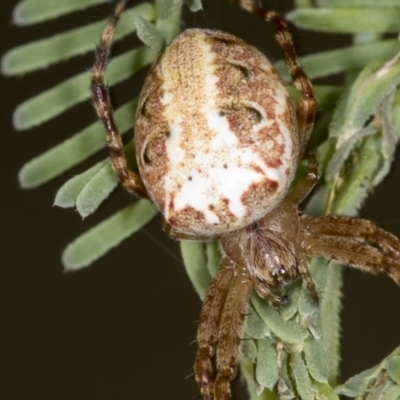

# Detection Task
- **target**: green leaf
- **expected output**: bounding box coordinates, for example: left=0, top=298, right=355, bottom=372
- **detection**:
left=381, top=385, right=400, bottom=400
left=311, top=260, right=342, bottom=385
left=275, top=39, right=400, bottom=82
left=331, top=134, right=383, bottom=216
left=180, top=241, right=212, bottom=299
left=134, top=16, right=164, bottom=53
left=374, top=91, right=398, bottom=185
left=292, top=354, right=314, bottom=400
left=13, top=0, right=112, bottom=25
left=18, top=100, right=137, bottom=188
left=255, top=338, right=279, bottom=390
left=158, top=0, right=182, bottom=19
left=54, top=161, right=108, bottom=208
left=313, top=382, right=340, bottom=400
left=303, top=338, right=328, bottom=383
left=205, top=241, right=220, bottom=276
left=316, top=0, right=400, bottom=7
left=250, top=294, right=309, bottom=344
left=328, top=61, right=381, bottom=139
left=287, top=8, right=400, bottom=33
left=336, top=365, right=381, bottom=396
left=3, top=3, right=156, bottom=75
left=62, top=200, right=158, bottom=270
left=387, top=357, right=400, bottom=385
left=184, top=0, right=203, bottom=12
left=245, top=308, right=271, bottom=339
left=75, top=163, right=119, bottom=218
left=332, top=58, right=400, bottom=140
left=241, top=339, right=258, bottom=363
left=13, top=47, right=155, bottom=130
left=325, top=124, right=378, bottom=181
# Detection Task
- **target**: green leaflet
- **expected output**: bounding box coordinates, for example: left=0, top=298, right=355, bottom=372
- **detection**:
left=54, top=161, right=108, bottom=208
left=287, top=8, right=400, bottom=33
left=329, top=59, right=400, bottom=140
left=158, top=0, right=182, bottom=19
left=184, top=0, right=202, bottom=12
left=255, top=338, right=279, bottom=390
left=62, top=200, right=158, bottom=270
left=316, top=0, right=400, bottom=7
left=310, top=259, right=343, bottom=385
left=156, top=0, right=202, bottom=19
left=275, top=39, right=400, bottom=82
left=75, top=163, right=119, bottom=218
left=13, top=0, right=112, bottom=25
left=241, top=339, right=258, bottom=363
left=292, top=354, right=314, bottom=400
left=134, top=16, right=164, bottom=53
left=250, top=294, right=309, bottom=344
left=3, top=3, right=156, bottom=75
left=331, top=135, right=383, bottom=216
left=13, top=47, right=155, bottom=130
left=303, top=338, right=328, bottom=383
left=205, top=241, right=220, bottom=276
left=245, top=307, right=271, bottom=340
left=19, top=100, right=137, bottom=188
left=387, top=357, right=400, bottom=385
left=312, top=382, right=340, bottom=400
left=54, top=141, right=137, bottom=218
left=180, top=241, right=212, bottom=300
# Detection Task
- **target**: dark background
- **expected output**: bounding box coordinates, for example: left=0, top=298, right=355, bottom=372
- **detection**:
left=1, top=0, right=400, bottom=399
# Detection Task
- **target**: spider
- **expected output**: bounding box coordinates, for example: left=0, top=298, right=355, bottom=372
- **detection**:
left=91, top=0, right=400, bottom=399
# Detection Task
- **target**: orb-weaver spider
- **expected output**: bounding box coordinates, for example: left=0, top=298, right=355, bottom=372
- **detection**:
left=91, top=1, right=400, bottom=398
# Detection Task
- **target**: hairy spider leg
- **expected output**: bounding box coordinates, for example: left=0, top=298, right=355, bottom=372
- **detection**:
left=214, top=264, right=253, bottom=400
left=301, top=215, right=400, bottom=284
left=195, top=258, right=235, bottom=400
left=91, top=0, right=148, bottom=198
left=288, top=148, right=319, bottom=205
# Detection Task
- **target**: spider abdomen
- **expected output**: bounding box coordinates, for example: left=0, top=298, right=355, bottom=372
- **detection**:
left=135, top=28, right=298, bottom=235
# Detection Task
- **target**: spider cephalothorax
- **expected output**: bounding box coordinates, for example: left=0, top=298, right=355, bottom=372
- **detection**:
left=91, top=1, right=400, bottom=399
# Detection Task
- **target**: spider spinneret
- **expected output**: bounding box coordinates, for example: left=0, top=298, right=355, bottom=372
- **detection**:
left=91, top=1, right=400, bottom=399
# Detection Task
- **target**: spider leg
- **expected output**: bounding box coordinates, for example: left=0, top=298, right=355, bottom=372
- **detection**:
left=297, top=251, right=319, bottom=302
left=300, top=216, right=400, bottom=285
left=228, top=0, right=317, bottom=161
left=288, top=148, right=319, bottom=205
left=195, top=257, right=235, bottom=400
left=91, top=0, right=148, bottom=198
left=301, top=215, right=400, bottom=261
left=214, top=264, right=253, bottom=400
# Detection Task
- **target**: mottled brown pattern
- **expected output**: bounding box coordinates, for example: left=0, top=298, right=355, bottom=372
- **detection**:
left=240, top=178, right=279, bottom=209
left=135, top=28, right=298, bottom=235
left=209, top=30, right=297, bottom=164
left=168, top=206, right=207, bottom=232
left=135, top=67, right=169, bottom=210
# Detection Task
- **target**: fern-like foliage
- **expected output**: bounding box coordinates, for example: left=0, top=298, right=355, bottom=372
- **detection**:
left=3, top=0, right=400, bottom=399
